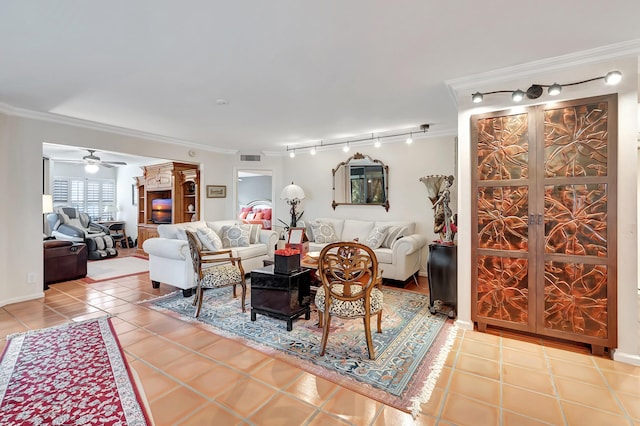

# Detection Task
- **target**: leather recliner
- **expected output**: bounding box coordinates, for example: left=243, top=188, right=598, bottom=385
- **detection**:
left=46, top=207, right=118, bottom=260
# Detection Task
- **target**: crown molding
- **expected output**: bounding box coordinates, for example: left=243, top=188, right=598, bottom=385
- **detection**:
left=0, top=102, right=238, bottom=155
left=445, top=39, right=640, bottom=104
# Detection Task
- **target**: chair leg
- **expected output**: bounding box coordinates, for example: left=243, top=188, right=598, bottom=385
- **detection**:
left=240, top=277, right=247, bottom=313
left=319, top=314, right=331, bottom=356
left=377, top=310, right=382, bottom=333
left=363, top=315, right=376, bottom=360
left=317, top=311, right=323, bottom=328
left=195, top=287, right=204, bottom=318
left=232, top=283, right=237, bottom=298
left=192, top=282, right=200, bottom=307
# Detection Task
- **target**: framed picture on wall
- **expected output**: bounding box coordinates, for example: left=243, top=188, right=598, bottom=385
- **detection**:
left=206, top=185, right=227, bottom=198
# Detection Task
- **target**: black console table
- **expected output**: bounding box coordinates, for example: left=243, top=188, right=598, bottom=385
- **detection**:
left=427, top=243, right=457, bottom=318
left=250, top=265, right=311, bottom=331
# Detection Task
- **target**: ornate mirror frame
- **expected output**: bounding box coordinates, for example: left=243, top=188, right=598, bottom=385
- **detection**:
left=331, top=152, right=389, bottom=211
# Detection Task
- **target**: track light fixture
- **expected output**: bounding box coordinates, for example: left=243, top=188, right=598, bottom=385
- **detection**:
left=285, top=124, right=429, bottom=156
left=471, top=71, right=622, bottom=104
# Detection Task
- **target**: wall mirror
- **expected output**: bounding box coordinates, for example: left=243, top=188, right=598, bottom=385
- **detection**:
left=332, top=152, right=389, bottom=211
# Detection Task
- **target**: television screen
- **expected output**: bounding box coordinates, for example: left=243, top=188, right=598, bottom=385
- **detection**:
left=151, top=198, right=172, bottom=224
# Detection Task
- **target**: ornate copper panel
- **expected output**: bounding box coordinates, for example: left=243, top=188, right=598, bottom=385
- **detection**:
left=476, top=113, right=529, bottom=180
left=477, top=255, right=529, bottom=323
left=477, top=186, right=529, bottom=251
left=544, top=184, right=608, bottom=256
left=544, top=101, right=609, bottom=177
left=544, top=261, right=608, bottom=338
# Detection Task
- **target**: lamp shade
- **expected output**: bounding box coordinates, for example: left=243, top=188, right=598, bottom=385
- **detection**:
left=42, top=194, right=53, bottom=214
left=280, top=182, right=305, bottom=202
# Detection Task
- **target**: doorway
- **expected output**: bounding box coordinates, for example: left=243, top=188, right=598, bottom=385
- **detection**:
left=235, top=169, right=273, bottom=229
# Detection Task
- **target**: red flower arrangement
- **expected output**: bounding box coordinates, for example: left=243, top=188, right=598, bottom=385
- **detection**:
left=275, top=248, right=300, bottom=257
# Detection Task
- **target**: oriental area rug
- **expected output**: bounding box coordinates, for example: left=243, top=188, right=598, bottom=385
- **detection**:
left=147, top=285, right=457, bottom=417
left=0, top=317, right=152, bottom=425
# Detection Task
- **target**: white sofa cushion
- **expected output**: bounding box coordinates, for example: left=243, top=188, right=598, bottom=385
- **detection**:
left=382, top=226, right=408, bottom=248
left=311, top=222, right=339, bottom=243
left=314, top=218, right=345, bottom=239
left=207, top=220, right=239, bottom=235
left=243, top=223, right=262, bottom=244
left=197, top=227, right=223, bottom=251
left=364, top=226, right=388, bottom=249
left=230, top=243, right=268, bottom=259
left=374, top=220, right=415, bottom=235
left=220, top=225, right=250, bottom=247
left=341, top=219, right=375, bottom=242
left=158, top=221, right=208, bottom=239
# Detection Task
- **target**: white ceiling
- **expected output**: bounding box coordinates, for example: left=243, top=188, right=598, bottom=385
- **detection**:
left=2, top=1, right=640, bottom=157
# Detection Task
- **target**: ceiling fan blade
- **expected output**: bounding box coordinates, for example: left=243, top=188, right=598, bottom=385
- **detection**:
left=101, top=163, right=115, bottom=168
left=102, top=161, right=128, bottom=166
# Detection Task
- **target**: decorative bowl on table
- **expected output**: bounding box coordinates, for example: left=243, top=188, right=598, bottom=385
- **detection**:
left=304, top=251, right=320, bottom=264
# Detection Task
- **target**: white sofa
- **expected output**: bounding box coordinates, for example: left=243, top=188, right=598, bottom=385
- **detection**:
left=143, top=220, right=278, bottom=296
left=303, top=218, right=428, bottom=282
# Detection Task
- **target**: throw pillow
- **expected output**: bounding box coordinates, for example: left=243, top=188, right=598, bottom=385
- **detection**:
left=220, top=225, right=250, bottom=248
left=364, top=226, right=388, bottom=249
left=382, top=226, right=407, bottom=249
left=196, top=227, right=223, bottom=251
left=311, top=221, right=339, bottom=244
left=177, top=227, right=203, bottom=250
left=242, top=223, right=262, bottom=244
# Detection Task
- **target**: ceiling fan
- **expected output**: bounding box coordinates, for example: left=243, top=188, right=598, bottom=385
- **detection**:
left=82, top=149, right=127, bottom=168
left=55, top=149, right=128, bottom=170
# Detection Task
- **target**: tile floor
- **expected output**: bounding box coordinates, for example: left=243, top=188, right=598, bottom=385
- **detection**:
left=1, top=250, right=639, bottom=425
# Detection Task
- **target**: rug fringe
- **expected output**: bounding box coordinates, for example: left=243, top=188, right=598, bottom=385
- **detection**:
left=408, top=323, right=458, bottom=419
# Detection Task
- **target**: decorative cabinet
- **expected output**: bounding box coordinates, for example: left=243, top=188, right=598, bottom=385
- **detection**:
left=135, top=162, right=199, bottom=254
left=471, top=94, right=617, bottom=354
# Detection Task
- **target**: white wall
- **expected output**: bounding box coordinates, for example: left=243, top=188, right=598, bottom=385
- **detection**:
left=0, top=113, right=253, bottom=305
left=456, top=56, right=639, bottom=364
left=280, top=134, right=458, bottom=275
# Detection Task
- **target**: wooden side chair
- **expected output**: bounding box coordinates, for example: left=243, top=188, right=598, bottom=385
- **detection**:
left=185, top=230, right=247, bottom=317
left=315, top=241, right=383, bottom=359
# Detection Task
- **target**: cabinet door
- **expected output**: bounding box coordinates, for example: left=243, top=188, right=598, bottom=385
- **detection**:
left=472, top=111, right=538, bottom=332
left=538, top=96, right=617, bottom=348
left=472, top=95, right=617, bottom=350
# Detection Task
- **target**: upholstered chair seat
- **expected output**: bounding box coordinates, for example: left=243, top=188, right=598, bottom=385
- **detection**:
left=201, top=264, right=243, bottom=288
left=315, top=285, right=383, bottom=318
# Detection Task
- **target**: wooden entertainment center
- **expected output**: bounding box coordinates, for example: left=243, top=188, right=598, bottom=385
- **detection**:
left=135, top=162, right=200, bottom=253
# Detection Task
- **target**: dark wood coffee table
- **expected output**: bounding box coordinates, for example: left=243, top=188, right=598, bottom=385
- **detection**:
left=250, top=265, right=311, bottom=331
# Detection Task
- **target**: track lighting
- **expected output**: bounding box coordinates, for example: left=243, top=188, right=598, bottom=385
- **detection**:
left=285, top=124, right=429, bottom=156
left=512, top=89, right=525, bottom=102
left=406, top=133, right=413, bottom=144
left=548, top=83, right=562, bottom=96
left=604, top=70, right=622, bottom=85
left=471, top=71, right=622, bottom=103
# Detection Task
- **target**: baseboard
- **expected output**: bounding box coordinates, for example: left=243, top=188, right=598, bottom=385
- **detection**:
left=454, top=319, right=474, bottom=330
left=612, top=350, right=640, bottom=366
left=0, top=291, right=45, bottom=308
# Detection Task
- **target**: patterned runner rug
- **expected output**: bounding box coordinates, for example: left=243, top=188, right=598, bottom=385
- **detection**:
left=0, top=317, right=152, bottom=425
left=147, top=285, right=456, bottom=416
